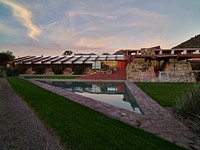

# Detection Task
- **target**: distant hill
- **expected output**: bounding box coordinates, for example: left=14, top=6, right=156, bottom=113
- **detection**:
left=113, top=49, right=124, bottom=55
left=172, top=34, right=200, bottom=49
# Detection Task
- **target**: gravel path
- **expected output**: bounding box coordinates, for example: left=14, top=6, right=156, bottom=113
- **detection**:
left=0, top=78, right=63, bottom=150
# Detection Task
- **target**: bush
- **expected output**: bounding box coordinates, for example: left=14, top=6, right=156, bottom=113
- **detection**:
left=5, top=68, right=13, bottom=76
left=174, top=84, right=200, bottom=131
left=0, top=66, right=6, bottom=77
left=15, top=64, right=25, bottom=74
left=174, top=84, right=200, bottom=116
left=73, top=67, right=83, bottom=75
left=192, top=115, right=200, bottom=132
left=5, top=67, right=19, bottom=76
left=34, top=66, right=43, bottom=74
left=54, top=68, right=63, bottom=75
left=194, top=72, right=200, bottom=81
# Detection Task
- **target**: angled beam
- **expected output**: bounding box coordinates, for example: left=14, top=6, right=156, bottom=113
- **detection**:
left=83, top=55, right=91, bottom=64
left=94, top=55, right=99, bottom=61
left=72, top=56, right=82, bottom=64
left=61, top=56, right=74, bottom=64
left=105, top=55, right=109, bottom=60
left=14, top=56, right=36, bottom=64
left=31, top=56, right=51, bottom=64
left=11, top=56, right=31, bottom=62
left=42, top=56, right=58, bottom=64
left=60, top=56, right=74, bottom=71
left=50, top=56, right=66, bottom=65
left=22, top=56, right=42, bottom=64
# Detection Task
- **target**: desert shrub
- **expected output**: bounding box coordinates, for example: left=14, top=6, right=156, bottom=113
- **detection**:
left=194, top=72, right=200, bottom=81
left=5, top=68, right=13, bottom=76
left=0, top=66, right=6, bottom=77
left=15, top=64, right=25, bottom=74
left=34, top=66, right=43, bottom=74
left=73, top=67, right=83, bottom=75
left=5, top=67, right=21, bottom=76
left=12, top=67, right=20, bottom=76
left=174, top=84, right=200, bottom=131
left=192, top=115, right=200, bottom=132
left=174, top=84, right=200, bottom=116
left=54, top=68, right=63, bottom=75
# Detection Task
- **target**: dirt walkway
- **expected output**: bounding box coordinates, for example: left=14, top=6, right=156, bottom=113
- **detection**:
left=0, top=78, right=63, bottom=150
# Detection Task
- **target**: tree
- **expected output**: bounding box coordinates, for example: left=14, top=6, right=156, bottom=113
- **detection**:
left=63, top=50, right=73, bottom=56
left=102, top=52, right=110, bottom=55
left=0, top=51, right=15, bottom=63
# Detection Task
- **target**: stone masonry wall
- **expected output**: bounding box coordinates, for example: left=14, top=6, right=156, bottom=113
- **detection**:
left=163, top=62, right=196, bottom=82
left=126, top=61, right=196, bottom=82
left=126, top=62, right=156, bottom=82
left=25, top=67, right=34, bottom=74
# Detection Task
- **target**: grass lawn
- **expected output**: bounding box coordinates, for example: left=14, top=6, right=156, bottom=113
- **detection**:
left=7, top=78, right=184, bottom=150
left=135, top=82, right=195, bottom=107
left=24, top=75, right=80, bottom=79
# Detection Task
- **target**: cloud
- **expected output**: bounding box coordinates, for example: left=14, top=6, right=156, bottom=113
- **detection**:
left=67, top=11, right=117, bottom=20
left=0, top=0, right=41, bottom=40
left=47, top=20, right=65, bottom=27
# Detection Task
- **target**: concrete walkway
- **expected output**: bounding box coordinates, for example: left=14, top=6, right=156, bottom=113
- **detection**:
left=30, top=79, right=200, bottom=149
left=0, top=78, right=63, bottom=150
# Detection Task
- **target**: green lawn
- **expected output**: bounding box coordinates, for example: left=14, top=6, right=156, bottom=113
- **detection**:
left=24, top=75, right=80, bottom=79
left=7, top=78, right=184, bottom=150
left=135, top=82, right=194, bottom=107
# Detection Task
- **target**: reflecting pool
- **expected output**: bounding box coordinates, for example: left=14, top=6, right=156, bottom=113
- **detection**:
left=41, top=81, right=143, bottom=114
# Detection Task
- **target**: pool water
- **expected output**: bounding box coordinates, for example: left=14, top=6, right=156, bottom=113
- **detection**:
left=41, top=81, right=143, bottom=114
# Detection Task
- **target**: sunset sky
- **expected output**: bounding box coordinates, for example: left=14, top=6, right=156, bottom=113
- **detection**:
left=0, top=0, right=200, bottom=57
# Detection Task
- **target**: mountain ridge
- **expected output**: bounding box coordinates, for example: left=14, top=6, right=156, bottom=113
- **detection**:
left=173, top=34, right=200, bottom=49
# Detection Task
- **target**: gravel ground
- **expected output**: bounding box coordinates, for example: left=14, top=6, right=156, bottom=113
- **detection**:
left=0, top=78, right=63, bottom=150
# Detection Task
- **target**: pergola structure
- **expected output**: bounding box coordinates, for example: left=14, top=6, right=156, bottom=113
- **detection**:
left=7, top=54, right=128, bottom=74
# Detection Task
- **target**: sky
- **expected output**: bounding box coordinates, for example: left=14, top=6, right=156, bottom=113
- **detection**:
left=0, top=0, right=200, bottom=57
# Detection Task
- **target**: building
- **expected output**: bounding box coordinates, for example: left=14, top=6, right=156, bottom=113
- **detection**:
left=5, top=47, right=200, bottom=82
left=118, top=47, right=200, bottom=82
left=7, top=54, right=128, bottom=75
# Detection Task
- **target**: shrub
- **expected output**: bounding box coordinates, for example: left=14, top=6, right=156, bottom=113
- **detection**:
left=5, top=68, right=12, bottom=76
left=5, top=67, right=19, bottom=76
left=0, top=66, right=6, bottom=77
left=34, top=66, right=43, bottom=74
left=174, top=84, right=200, bottom=116
left=54, top=68, right=63, bottom=75
left=15, top=64, right=25, bottom=74
left=12, top=67, right=20, bottom=76
left=174, top=84, right=200, bottom=131
left=192, top=115, right=200, bottom=132
left=73, top=67, right=83, bottom=75
left=194, top=72, right=200, bottom=81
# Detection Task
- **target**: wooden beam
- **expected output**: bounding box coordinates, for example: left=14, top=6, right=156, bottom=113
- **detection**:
left=22, top=56, right=42, bottom=64
left=94, top=55, right=99, bottom=61
left=105, top=55, right=108, bottom=60
left=72, top=56, right=82, bottom=64
left=31, top=56, right=51, bottom=64
left=42, top=56, right=58, bottom=64
left=61, top=56, right=74, bottom=64
left=14, top=56, right=36, bottom=64
left=50, top=56, right=66, bottom=65
left=83, top=55, right=91, bottom=64
left=11, top=56, right=31, bottom=62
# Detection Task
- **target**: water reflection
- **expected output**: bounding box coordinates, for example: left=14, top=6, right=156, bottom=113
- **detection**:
left=41, top=81, right=143, bottom=114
